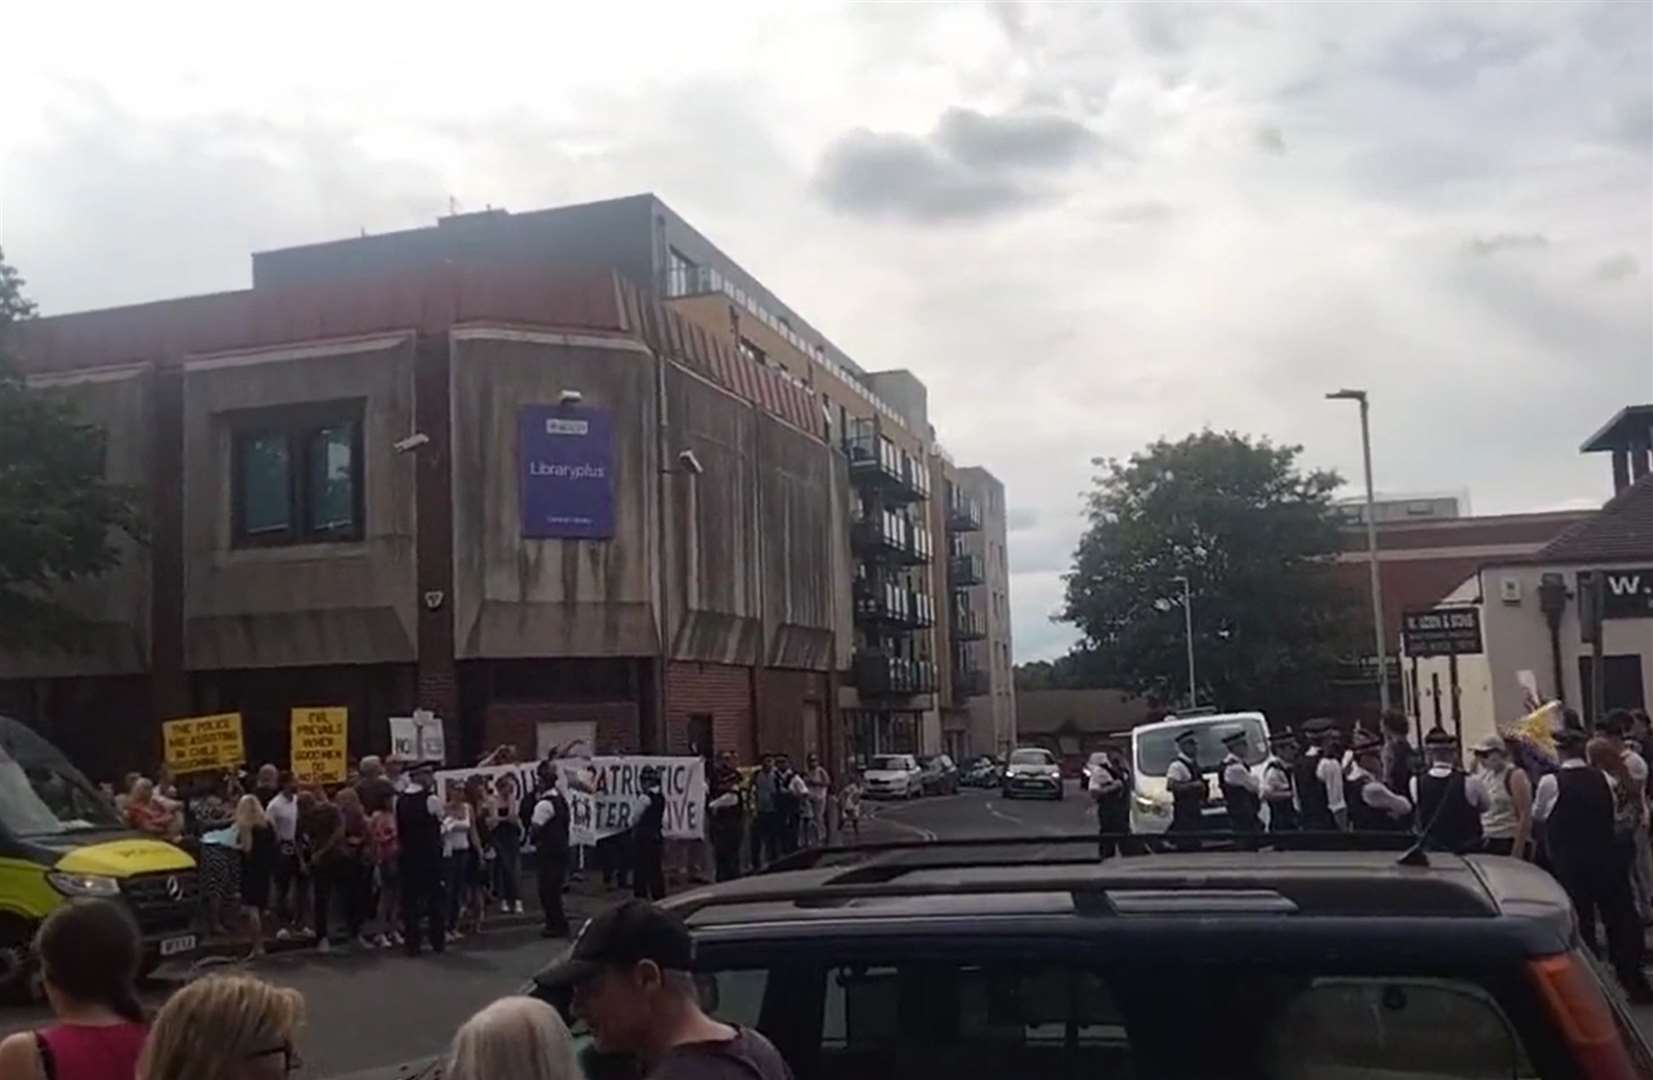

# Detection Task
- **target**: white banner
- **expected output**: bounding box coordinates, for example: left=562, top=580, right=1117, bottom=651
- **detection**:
left=431, top=755, right=707, bottom=847
left=389, top=711, right=446, bottom=763
left=565, top=756, right=706, bottom=845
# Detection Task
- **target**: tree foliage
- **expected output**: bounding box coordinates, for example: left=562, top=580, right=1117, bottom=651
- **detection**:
left=0, top=251, right=143, bottom=652
left=1059, top=430, right=1359, bottom=714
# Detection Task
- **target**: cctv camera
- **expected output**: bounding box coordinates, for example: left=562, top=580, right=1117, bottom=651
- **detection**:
left=559, top=389, right=583, bottom=406
left=677, top=449, right=704, bottom=476
left=393, top=433, right=431, bottom=454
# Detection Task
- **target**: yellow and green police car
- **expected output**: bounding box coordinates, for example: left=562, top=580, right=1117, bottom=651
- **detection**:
left=0, top=715, right=198, bottom=998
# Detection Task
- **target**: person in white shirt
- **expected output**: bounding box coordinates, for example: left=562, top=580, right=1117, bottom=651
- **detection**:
left=1411, top=727, right=1490, bottom=853
left=264, top=772, right=305, bottom=939
left=1345, top=734, right=1412, bottom=831
left=442, top=790, right=476, bottom=938
left=1165, top=730, right=1208, bottom=835
left=1308, top=728, right=1349, bottom=831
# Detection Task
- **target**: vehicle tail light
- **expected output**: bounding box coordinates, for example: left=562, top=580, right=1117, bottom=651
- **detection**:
left=1526, top=953, right=1638, bottom=1079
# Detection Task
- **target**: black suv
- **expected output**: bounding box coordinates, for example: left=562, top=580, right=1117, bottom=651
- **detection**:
left=536, top=835, right=1653, bottom=1080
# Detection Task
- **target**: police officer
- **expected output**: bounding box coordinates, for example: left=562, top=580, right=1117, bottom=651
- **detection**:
left=1217, top=728, right=1261, bottom=836
left=1344, top=731, right=1413, bottom=832
left=1534, top=728, right=1653, bottom=1002
left=1411, top=727, right=1487, bottom=853
left=632, top=765, right=667, bottom=900
left=1261, top=732, right=1299, bottom=832
left=530, top=769, right=572, bottom=938
left=1165, top=729, right=1208, bottom=835
left=1293, top=718, right=1346, bottom=832
left=1088, top=743, right=1130, bottom=858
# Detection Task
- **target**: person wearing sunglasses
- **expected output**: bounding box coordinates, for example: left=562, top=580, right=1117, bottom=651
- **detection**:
left=137, top=974, right=304, bottom=1080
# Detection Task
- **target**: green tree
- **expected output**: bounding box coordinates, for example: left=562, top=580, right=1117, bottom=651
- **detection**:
left=1060, top=430, right=1358, bottom=715
left=0, top=251, right=143, bottom=652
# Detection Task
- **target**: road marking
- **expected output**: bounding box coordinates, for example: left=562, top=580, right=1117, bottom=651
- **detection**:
left=866, top=814, right=938, bottom=842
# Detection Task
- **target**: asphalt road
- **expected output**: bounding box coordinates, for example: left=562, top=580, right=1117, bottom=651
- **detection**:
left=858, top=777, right=1095, bottom=843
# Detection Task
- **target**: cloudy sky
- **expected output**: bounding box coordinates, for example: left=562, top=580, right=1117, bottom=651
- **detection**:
left=4, top=2, right=1650, bottom=661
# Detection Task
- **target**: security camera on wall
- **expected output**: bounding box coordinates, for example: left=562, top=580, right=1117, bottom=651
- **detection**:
left=677, top=449, right=704, bottom=476
left=559, top=388, right=584, bottom=406
left=393, top=432, right=431, bottom=453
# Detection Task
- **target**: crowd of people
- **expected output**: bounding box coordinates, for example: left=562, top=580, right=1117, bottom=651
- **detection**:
left=0, top=894, right=790, bottom=1080
left=106, top=752, right=585, bottom=956
left=1087, top=705, right=1653, bottom=1002
left=101, top=743, right=861, bottom=957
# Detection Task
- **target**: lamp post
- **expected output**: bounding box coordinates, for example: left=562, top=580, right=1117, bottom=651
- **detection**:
left=1171, top=574, right=1196, bottom=710
left=1326, top=388, right=1391, bottom=712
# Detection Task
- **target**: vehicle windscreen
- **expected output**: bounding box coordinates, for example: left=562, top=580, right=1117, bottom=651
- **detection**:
left=1008, top=749, right=1052, bottom=766
left=0, top=745, right=123, bottom=836
left=1136, top=717, right=1267, bottom=777
left=868, top=756, right=907, bottom=772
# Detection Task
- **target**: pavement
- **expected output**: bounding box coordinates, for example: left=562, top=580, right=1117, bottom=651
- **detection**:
left=7, top=782, right=1653, bottom=1072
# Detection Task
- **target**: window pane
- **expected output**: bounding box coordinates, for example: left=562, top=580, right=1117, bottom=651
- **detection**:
left=306, top=422, right=356, bottom=534
left=238, top=432, right=291, bottom=535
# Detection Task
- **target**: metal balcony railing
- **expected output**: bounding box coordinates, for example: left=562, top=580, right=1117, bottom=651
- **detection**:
left=951, top=600, right=987, bottom=641
left=946, top=488, right=982, bottom=532
left=949, top=552, right=984, bottom=587
left=953, top=666, right=991, bottom=698
left=853, top=653, right=938, bottom=696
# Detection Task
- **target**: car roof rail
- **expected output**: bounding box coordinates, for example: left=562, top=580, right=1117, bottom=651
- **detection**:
left=762, top=831, right=1440, bottom=876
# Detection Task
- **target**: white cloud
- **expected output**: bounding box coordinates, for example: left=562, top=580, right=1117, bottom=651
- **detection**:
left=2, top=1, right=1648, bottom=664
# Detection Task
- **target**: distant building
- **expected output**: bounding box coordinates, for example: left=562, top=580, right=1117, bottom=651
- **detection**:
left=1015, top=689, right=1148, bottom=771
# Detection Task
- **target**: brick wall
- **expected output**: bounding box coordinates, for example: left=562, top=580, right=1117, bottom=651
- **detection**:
left=482, top=701, right=641, bottom=758
left=754, top=668, right=827, bottom=765
left=667, top=662, right=753, bottom=763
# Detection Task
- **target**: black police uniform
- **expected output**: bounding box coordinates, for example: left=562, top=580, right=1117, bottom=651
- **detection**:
left=1167, top=750, right=1206, bottom=834
left=632, top=778, right=667, bottom=901
left=533, top=786, right=571, bottom=937
left=1262, top=752, right=1298, bottom=832
left=1091, top=757, right=1131, bottom=858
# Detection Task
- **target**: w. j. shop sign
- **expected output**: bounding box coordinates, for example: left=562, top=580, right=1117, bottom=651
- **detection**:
left=1597, top=568, right=1653, bottom=619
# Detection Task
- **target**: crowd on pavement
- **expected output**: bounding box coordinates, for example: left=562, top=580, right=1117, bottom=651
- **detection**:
left=1086, top=705, right=1653, bottom=1002
left=0, top=892, right=791, bottom=1080
left=99, top=744, right=863, bottom=959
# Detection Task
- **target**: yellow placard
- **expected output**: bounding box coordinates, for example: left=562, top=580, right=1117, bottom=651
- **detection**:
left=162, top=713, right=246, bottom=774
left=291, top=707, right=348, bottom=785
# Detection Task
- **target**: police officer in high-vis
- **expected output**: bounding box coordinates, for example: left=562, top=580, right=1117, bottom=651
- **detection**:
left=1218, top=727, right=1261, bottom=836
left=1166, top=729, right=1208, bottom=834
left=1412, top=726, right=1487, bottom=854
left=1261, top=732, right=1299, bottom=832
left=1088, top=744, right=1131, bottom=859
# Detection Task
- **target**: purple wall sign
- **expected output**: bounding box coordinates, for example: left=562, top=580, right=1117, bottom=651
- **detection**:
left=519, top=405, right=615, bottom=539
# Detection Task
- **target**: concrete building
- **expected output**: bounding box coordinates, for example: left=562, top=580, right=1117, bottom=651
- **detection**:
left=1403, top=405, right=1653, bottom=750
left=0, top=196, right=1016, bottom=778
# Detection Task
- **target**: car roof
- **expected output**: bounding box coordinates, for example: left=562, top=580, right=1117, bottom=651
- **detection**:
left=660, top=838, right=1572, bottom=954
left=1134, top=711, right=1267, bottom=736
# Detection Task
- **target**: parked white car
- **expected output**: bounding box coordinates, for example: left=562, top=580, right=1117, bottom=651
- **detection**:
left=863, top=753, right=923, bottom=799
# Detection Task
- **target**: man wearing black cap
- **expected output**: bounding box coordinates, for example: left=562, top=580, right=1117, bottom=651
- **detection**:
left=1165, top=729, right=1208, bottom=835
left=547, top=899, right=793, bottom=1079
left=1410, top=728, right=1487, bottom=854
left=1261, top=733, right=1299, bottom=832
left=1534, top=728, right=1653, bottom=1002
left=1217, top=728, right=1261, bottom=836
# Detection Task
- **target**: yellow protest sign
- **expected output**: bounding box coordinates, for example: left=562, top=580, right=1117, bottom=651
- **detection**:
left=162, top=713, right=246, bottom=774
left=290, top=707, right=348, bottom=785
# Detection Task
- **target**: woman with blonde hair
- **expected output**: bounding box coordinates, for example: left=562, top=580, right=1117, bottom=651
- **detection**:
left=137, top=974, right=303, bottom=1080
left=445, top=996, right=578, bottom=1080
left=234, top=795, right=277, bottom=957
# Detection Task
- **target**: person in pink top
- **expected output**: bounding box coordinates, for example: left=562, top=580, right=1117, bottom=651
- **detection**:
left=0, top=899, right=148, bottom=1080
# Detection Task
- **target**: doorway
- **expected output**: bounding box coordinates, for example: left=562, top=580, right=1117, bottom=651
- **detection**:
left=1579, top=654, right=1647, bottom=723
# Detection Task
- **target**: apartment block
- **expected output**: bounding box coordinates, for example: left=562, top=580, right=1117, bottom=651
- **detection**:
left=0, top=195, right=1015, bottom=778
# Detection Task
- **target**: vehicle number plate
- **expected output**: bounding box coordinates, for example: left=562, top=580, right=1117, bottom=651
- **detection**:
left=159, top=935, right=196, bottom=957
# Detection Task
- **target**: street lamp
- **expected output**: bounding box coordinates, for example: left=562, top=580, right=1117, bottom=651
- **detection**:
left=1326, top=388, right=1390, bottom=712
left=1171, top=575, right=1196, bottom=710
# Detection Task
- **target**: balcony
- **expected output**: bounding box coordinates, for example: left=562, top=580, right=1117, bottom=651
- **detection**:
left=953, top=666, right=990, bottom=698
left=951, top=598, right=987, bottom=641
left=851, top=510, right=933, bottom=566
left=854, top=579, right=935, bottom=629
left=949, top=552, right=984, bottom=587
left=845, top=422, right=929, bottom=504
left=946, top=487, right=982, bottom=532
left=854, top=653, right=938, bottom=696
